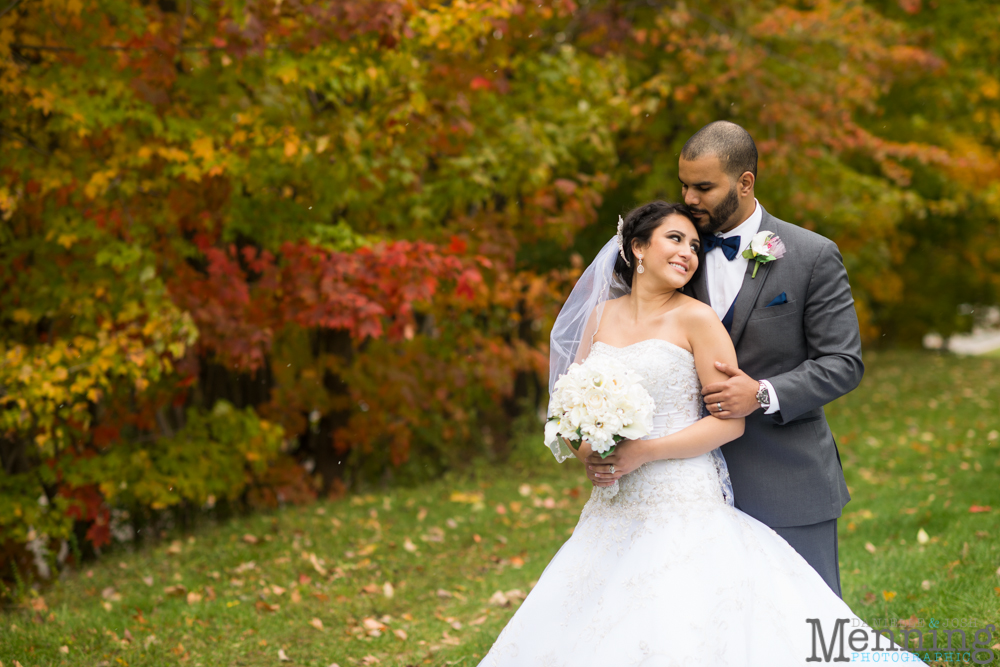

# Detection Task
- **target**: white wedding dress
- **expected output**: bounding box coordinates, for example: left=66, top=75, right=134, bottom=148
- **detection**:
left=480, top=339, right=925, bottom=666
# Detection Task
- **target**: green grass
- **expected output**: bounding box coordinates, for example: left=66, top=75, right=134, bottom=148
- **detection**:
left=2, top=351, right=999, bottom=666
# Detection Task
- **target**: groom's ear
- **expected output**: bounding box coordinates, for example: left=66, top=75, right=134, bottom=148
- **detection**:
left=737, top=171, right=755, bottom=197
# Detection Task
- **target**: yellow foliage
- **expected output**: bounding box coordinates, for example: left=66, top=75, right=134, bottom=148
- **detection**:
left=191, top=137, right=216, bottom=163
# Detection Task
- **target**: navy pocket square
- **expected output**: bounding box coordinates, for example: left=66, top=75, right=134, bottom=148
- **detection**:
left=765, top=292, right=787, bottom=308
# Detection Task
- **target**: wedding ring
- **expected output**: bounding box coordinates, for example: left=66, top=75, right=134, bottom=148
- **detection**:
left=609, top=464, right=615, bottom=474
left=717, top=402, right=723, bottom=413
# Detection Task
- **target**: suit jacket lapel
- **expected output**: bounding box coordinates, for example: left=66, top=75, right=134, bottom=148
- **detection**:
left=728, top=210, right=778, bottom=347
left=688, top=259, right=709, bottom=305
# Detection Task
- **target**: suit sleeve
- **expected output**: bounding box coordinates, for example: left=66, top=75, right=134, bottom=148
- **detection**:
left=766, top=241, right=864, bottom=425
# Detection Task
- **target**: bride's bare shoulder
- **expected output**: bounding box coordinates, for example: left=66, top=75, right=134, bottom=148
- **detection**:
left=673, top=294, right=724, bottom=330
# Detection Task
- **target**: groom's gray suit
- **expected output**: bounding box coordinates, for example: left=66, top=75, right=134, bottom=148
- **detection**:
left=687, top=205, right=863, bottom=596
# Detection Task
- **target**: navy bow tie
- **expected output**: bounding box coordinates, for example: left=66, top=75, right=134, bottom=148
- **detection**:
left=703, top=234, right=740, bottom=261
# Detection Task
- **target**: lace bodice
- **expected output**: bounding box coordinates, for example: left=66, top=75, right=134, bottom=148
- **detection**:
left=588, top=339, right=703, bottom=437
left=577, top=339, right=732, bottom=550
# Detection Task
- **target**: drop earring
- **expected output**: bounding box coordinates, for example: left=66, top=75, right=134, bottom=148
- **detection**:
left=636, top=255, right=644, bottom=274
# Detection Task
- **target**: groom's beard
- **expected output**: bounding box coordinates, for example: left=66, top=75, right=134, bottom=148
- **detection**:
left=693, top=185, right=740, bottom=235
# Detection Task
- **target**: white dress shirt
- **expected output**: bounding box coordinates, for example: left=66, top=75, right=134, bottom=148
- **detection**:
left=704, top=200, right=780, bottom=415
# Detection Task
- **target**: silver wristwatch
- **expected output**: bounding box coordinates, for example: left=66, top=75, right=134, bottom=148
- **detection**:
left=756, top=381, right=771, bottom=410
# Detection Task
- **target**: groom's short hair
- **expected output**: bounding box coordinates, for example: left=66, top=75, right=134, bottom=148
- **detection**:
left=681, top=121, right=758, bottom=180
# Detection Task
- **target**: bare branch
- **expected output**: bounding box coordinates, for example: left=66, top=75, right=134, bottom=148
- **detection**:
left=0, top=0, right=26, bottom=20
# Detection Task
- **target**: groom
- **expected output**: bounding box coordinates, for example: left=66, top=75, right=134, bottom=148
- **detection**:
left=679, top=121, right=863, bottom=597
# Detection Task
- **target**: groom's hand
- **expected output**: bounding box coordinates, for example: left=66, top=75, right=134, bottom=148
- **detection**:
left=702, top=362, right=759, bottom=419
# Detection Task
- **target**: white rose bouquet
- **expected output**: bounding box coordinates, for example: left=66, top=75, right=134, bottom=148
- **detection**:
left=544, top=354, right=656, bottom=496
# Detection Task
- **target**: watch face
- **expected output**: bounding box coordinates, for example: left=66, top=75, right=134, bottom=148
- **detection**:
left=757, top=386, right=769, bottom=405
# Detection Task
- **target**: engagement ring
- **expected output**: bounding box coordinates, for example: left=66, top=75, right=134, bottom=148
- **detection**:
left=609, top=465, right=615, bottom=474
left=717, top=402, right=722, bottom=413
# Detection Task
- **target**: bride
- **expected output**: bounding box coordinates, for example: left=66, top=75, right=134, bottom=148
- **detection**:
left=478, top=202, right=925, bottom=665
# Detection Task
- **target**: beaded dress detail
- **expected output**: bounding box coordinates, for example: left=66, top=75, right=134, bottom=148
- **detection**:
left=479, top=340, right=925, bottom=666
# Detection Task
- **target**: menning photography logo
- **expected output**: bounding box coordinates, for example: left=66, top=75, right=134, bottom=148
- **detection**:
left=806, top=617, right=997, bottom=664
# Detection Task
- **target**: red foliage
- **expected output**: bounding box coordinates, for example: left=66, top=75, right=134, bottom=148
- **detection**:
left=171, top=239, right=479, bottom=370
left=60, top=485, right=112, bottom=549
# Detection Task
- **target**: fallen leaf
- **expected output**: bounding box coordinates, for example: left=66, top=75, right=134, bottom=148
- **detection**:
left=450, top=491, right=484, bottom=504
left=864, top=542, right=877, bottom=554
left=470, top=615, right=488, bottom=625
left=310, top=617, right=324, bottom=630
left=969, top=505, right=992, bottom=513
left=882, top=590, right=896, bottom=602
left=450, top=620, right=463, bottom=630
left=495, top=503, right=507, bottom=515
left=142, top=576, right=154, bottom=586
left=361, top=583, right=380, bottom=594
left=186, top=591, right=202, bottom=604
left=278, top=648, right=291, bottom=661
left=144, top=634, right=158, bottom=649
left=510, top=556, right=524, bottom=569
left=417, top=507, right=428, bottom=522
left=290, top=590, right=302, bottom=604
left=488, top=590, right=509, bottom=607
left=234, top=561, right=257, bottom=573
left=59, top=646, right=69, bottom=654
left=163, top=585, right=187, bottom=597
left=863, top=592, right=876, bottom=605
left=917, top=528, right=930, bottom=544
left=437, top=588, right=453, bottom=598
left=272, top=585, right=286, bottom=596
left=167, top=540, right=182, bottom=555
left=921, top=580, right=932, bottom=590
left=205, top=586, right=216, bottom=601
left=422, top=527, right=445, bottom=542
left=297, top=574, right=311, bottom=585
left=361, top=656, right=380, bottom=665
left=362, top=618, right=384, bottom=637
left=30, top=596, right=47, bottom=612
left=101, top=601, right=113, bottom=611
left=518, top=484, right=532, bottom=496
left=505, top=589, right=526, bottom=602
left=243, top=534, right=259, bottom=545
left=362, top=617, right=386, bottom=631
left=383, top=581, right=395, bottom=598
left=101, top=587, right=121, bottom=601
left=123, top=628, right=134, bottom=643
left=255, top=600, right=280, bottom=613
left=403, top=537, right=417, bottom=552
left=473, top=534, right=482, bottom=543
left=899, top=615, right=919, bottom=629
left=309, top=553, right=328, bottom=576
left=441, top=630, right=461, bottom=645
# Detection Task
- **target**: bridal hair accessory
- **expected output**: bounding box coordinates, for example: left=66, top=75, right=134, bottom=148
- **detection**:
left=742, top=231, right=787, bottom=278
left=616, top=215, right=630, bottom=267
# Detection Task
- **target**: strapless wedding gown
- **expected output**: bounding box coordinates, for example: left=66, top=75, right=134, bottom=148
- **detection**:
left=479, top=339, right=925, bottom=666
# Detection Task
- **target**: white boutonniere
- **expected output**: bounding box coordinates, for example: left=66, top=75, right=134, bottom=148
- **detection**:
left=742, top=231, right=787, bottom=278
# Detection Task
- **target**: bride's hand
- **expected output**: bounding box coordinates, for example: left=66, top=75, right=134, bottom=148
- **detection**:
left=566, top=438, right=615, bottom=488
left=586, top=439, right=648, bottom=483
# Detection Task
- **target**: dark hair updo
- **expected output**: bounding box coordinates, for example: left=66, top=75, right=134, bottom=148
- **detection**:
left=613, top=201, right=697, bottom=285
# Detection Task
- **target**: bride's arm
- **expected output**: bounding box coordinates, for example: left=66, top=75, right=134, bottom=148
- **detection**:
left=640, top=303, right=745, bottom=460
left=599, top=303, right=744, bottom=474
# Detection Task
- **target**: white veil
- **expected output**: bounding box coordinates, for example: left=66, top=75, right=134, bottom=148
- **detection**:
left=545, top=235, right=736, bottom=508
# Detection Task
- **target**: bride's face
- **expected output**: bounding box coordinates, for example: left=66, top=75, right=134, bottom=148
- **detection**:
left=632, top=214, right=701, bottom=290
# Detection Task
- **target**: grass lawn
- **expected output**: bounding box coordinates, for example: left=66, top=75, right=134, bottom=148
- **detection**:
left=2, top=351, right=999, bottom=666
